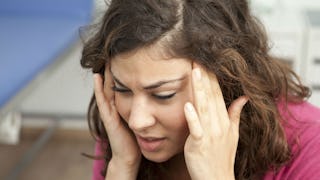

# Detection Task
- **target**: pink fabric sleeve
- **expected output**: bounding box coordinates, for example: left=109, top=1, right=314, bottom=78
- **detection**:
left=92, top=142, right=106, bottom=180
left=263, top=101, right=320, bottom=179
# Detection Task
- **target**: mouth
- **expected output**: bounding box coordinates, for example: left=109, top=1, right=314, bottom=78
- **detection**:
left=136, top=135, right=166, bottom=152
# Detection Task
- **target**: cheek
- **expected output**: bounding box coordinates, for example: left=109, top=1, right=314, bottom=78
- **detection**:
left=158, top=98, right=189, bottom=131
left=164, top=89, right=193, bottom=135
left=114, top=94, right=131, bottom=122
left=158, top=103, right=189, bottom=149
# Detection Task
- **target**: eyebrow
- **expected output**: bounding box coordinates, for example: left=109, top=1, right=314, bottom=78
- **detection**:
left=110, top=70, right=187, bottom=90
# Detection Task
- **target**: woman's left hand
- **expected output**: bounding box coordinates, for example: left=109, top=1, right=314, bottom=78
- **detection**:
left=184, top=63, right=248, bottom=180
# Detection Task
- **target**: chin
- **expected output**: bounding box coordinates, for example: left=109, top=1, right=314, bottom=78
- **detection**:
left=142, top=151, right=174, bottom=163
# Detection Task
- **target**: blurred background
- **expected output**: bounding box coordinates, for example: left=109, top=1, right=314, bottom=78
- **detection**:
left=0, top=0, right=320, bottom=179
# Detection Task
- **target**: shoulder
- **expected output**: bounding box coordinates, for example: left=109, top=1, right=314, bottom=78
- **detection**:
left=264, top=101, right=320, bottom=180
left=279, top=101, right=320, bottom=143
left=278, top=100, right=320, bottom=123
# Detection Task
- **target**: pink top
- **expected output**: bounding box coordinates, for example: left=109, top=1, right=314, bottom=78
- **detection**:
left=263, top=102, right=320, bottom=179
left=92, top=101, right=320, bottom=180
left=92, top=141, right=105, bottom=180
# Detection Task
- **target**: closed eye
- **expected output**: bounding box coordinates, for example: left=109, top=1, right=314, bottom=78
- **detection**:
left=111, top=86, right=131, bottom=93
left=112, top=86, right=176, bottom=100
left=152, top=93, right=176, bottom=100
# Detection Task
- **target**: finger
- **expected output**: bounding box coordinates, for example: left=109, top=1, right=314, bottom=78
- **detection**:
left=207, top=72, right=225, bottom=108
left=193, top=63, right=229, bottom=127
left=228, top=96, right=248, bottom=128
left=193, top=63, right=225, bottom=109
left=193, top=65, right=222, bottom=130
left=104, top=64, right=115, bottom=103
left=184, top=102, right=203, bottom=139
left=94, top=74, right=111, bottom=119
left=191, top=67, right=210, bottom=126
left=94, top=73, right=121, bottom=130
left=206, top=71, right=230, bottom=126
left=103, top=64, right=122, bottom=122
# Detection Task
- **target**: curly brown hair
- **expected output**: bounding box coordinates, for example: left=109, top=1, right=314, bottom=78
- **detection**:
left=80, top=0, right=310, bottom=179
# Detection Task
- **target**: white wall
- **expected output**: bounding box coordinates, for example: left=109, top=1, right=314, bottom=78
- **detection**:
left=20, top=42, right=93, bottom=115
left=251, top=0, right=320, bottom=106
left=251, top=0, right=320, bottom=11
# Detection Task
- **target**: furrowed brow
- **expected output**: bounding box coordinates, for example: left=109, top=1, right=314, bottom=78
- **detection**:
left=143, top=76, right=186, bottom=90
left=110, top=70, right=186, bottom=90
left=110, top=71, right=129, bottom=89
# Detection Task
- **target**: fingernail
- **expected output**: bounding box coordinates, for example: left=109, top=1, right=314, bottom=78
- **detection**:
left=194, top=68, right=201, bottom=80
left=93, top=73, right=99, bottom=79
left=185, top=102, right=194, bottom=112
left=241, top=96, right=249, bottom=106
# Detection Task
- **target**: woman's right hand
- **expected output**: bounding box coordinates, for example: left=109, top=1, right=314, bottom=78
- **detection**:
left=93, top=67, right=141, bottom=179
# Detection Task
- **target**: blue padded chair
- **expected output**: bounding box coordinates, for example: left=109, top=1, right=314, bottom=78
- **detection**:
left=0, top=0, right=93, bottom=114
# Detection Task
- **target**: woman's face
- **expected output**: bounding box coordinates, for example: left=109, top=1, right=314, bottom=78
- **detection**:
left=109, top=47, right=193, bottom=163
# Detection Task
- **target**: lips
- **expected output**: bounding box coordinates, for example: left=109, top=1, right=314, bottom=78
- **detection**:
left=136, top=135, right=166, bottom=152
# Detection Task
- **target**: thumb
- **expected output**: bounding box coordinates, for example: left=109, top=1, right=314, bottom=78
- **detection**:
left=228, top=96, right=248, bottom=127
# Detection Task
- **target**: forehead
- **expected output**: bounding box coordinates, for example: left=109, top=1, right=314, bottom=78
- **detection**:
left=110, top=47, right=192, bottom=82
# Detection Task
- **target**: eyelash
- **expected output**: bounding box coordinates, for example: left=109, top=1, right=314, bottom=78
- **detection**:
left=153, top=93, right=176, bottom=100
left=111, top=86, right=130, bottom=93
left=111, top=86, right=176, bottom=100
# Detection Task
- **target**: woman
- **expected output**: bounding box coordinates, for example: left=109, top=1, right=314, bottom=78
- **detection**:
left=80, top=0, right=320, bottom=179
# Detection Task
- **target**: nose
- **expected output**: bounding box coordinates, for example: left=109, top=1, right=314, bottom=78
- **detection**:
left=128, top=97, right=156, bottom=132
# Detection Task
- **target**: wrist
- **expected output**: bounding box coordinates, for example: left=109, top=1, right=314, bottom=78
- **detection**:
left=106, top=158, right=140, bottom=180
left=212, top=172, right=235, bottom=180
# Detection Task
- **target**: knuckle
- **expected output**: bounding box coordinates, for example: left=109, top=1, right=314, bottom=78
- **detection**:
left=211, top=127, right=225, bottom=138
left=193, top=133, right=203, bottom=141
left=197, top=105, right=207, bottom=115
